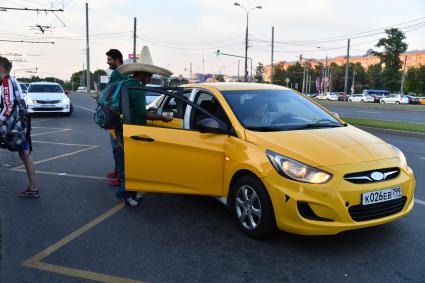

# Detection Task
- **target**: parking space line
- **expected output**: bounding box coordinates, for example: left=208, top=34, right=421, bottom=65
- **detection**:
left=12, top=169, right=108, bottom=180
left=32, top=140, right=96, bottom=147
left=22, top=203, right=145, bottom=283
left=73, top=104, right=95, bottom=113
left=416, top=199, right=425, bottom=206
left=31, top=127, right=72, bottom=137
left=31, top=118, right=54, bottom=124
left=10, top=145, right=98, bottom=170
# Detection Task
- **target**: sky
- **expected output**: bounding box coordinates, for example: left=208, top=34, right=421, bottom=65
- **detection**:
left=1, top=0, right=425, bottom=81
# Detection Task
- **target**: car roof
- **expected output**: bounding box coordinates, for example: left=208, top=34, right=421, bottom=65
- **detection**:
left=181, top=82, right=291, bottom=92
left=29, top=82, right=61, bottom=86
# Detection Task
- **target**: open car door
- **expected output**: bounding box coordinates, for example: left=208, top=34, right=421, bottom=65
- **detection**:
left=121, top=86, right=231, bottom=196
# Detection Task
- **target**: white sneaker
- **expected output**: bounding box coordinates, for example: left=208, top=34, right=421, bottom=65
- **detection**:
left=125, top=197, right=139, bottom=207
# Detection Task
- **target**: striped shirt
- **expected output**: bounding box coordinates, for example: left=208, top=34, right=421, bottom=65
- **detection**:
left=0, top=75, right=24, bottom=121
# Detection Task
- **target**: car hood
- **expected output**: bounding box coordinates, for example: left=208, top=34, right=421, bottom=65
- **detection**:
left=26, top=92, right=67, bottom=100
left=245, top=125, right=397, bottom=167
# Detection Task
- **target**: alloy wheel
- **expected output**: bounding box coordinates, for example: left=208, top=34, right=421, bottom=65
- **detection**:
left=235, top=185, right=262, bottom=230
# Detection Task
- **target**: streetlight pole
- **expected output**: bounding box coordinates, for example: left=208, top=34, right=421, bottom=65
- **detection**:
left=234, top=2, right=261, bottom=82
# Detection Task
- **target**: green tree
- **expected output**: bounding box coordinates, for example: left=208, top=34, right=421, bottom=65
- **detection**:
left=329, top=62, right=345, bottom=92
left=367, top=28, right=408, bottom=91
left=255, top=62, right=265, bottom=83
left=366, top=63, right=383, bottom=89
left=70, top=70, right=95, bottom=88
left=287, top=62, right=304, bottom=91
left=272, top=64, right=288, bottom=86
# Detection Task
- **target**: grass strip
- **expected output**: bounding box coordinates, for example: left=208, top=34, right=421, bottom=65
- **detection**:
left=341, top=117, right=425, bottom=134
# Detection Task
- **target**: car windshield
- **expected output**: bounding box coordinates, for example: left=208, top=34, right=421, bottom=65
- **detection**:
left=28, top=84, right=63, bottom=93
left=222, top=89, right=343, bottom=132
left=19, top=84, right=28, bottom=91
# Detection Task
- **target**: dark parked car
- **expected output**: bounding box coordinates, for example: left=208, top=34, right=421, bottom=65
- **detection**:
left=337, top=92, right=348, bottom=101
left=406, top=95, right=420, bottom=104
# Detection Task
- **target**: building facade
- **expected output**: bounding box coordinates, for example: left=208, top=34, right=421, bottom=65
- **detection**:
left=265, top=50, right=425, bottom=82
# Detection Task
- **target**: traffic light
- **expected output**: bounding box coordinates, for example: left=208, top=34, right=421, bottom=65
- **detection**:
left=216, top=50, right=221, bottom=56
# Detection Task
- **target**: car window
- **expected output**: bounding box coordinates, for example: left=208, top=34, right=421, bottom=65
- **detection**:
left=190, top=92, right=231, bottom=130
left=160, top=91, right=191, bottom=119
left=29, top=84, right=63, bottom=93
left=222, top=89, right=342, bottom=131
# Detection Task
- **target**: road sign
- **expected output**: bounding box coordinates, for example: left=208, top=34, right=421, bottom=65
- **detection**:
left=285, top=78, right=290, bottom=83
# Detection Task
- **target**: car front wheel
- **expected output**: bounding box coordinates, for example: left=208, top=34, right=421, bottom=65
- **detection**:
left=232, top=175, right=276, bottom=239
left=381, top=100, right=385, bottom=104
left=396, top=101, right=400, bottom=104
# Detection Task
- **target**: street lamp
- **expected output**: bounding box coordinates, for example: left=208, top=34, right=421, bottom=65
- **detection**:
left=234, top=2, right=261, bottom=82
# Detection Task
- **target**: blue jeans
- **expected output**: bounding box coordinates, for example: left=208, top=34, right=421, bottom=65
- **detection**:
left=110, top=133, right=123, bottom=179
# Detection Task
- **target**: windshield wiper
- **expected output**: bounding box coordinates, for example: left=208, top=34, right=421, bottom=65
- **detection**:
left=245, top=126, right=286, bottom=132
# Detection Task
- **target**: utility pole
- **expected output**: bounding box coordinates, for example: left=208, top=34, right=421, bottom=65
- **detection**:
left=190, top=62, right=192, bottom=82
left=270, top=26, right=274, bottom=84
left=85, top=3, right=91, bottom=94
left=343, top=38, right=350, bottom=98
left=202, top=55, right=205, bottom=75
left=308, top=70, right=312, bottom=94
left=133, top=17, right=137, bottom=63
left=302, top=62, right=307, bottom=94
left=400, top=55, right=407, bottom=94
left=237, top=60, right=240, bottom=81
left=244, top=13, right=249, bottom=82
left=351, top=66, right=357, bottom=94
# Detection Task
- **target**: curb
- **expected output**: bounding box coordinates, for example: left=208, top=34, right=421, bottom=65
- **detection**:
left=357, top=126, right=425, bottom=138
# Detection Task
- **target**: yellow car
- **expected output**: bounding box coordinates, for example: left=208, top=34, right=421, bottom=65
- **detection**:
left=121, top=83, right=415, bottom=238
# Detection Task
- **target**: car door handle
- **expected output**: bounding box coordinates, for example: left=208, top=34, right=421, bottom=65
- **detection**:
left=130, top=135, right=155, bottom=142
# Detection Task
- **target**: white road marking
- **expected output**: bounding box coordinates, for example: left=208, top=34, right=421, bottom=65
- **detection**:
left=12, top=169, right=108, bottom=180
left=73, top=104, right=95, bottom=113
left=32, top=140, right=95, bottom=147
left=416, top=199, right=425, bottom=206
left=420, top=157, right=425, bottom=160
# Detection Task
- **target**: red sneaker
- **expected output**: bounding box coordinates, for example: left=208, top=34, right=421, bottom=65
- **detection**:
left=108, top=178, right=122, bottom=187
left=106, top=171, right=118, bottom=179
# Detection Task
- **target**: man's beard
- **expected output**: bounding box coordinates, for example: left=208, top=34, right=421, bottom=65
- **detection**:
left=0, top=72, right=6, bottom=80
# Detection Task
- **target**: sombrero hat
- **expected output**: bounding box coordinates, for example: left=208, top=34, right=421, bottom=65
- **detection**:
left=118, top=46, right=172, bottom=77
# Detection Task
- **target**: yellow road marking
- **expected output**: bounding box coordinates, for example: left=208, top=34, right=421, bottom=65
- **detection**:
left=23, top=203, right=145, bottom=283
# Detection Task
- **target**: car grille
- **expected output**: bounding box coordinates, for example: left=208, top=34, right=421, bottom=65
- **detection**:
left=344, top=167, right=400, bottom=184
left=34, top=100, right=61, bottom=104
left=33, top=107, right=63, bottom=111
left=348, top=197, right=407, bottom=221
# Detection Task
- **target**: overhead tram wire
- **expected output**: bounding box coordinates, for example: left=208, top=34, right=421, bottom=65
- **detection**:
left=0, top=39, right=54, bottom=44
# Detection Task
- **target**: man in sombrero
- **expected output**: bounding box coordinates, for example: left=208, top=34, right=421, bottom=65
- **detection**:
left=114, top=46, right=173, bottom=206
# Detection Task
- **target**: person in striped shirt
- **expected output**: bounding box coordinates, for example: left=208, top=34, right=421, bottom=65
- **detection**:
left=0, top=56, right=38, bottom=198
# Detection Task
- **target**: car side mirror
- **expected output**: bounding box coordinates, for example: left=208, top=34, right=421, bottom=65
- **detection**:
left=148, top=107, right=158, bottom=114
left=198, top=118, right=229, bottom=135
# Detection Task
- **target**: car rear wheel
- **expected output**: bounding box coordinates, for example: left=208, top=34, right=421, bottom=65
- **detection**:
left=232, top=175, right=276, bottom=239
left=348, top=99, right=352, bottom=102
left=381, top=100, right=385, bottom=104
left=361, top=99, right=364, bottom=103
left=396, top=101, right=400, bottom=104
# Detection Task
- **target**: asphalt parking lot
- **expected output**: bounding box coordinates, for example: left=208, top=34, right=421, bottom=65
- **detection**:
left=1, top=94, right=425, bottom=282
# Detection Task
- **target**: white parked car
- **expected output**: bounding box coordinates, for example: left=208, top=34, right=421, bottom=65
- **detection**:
left=348, top=93, right=375, bottom=103
left=380, top=94, right=409, bottom=104
left=316, top=92, right=338, bottom=101
left=76, top=86, right=87, bottom=92
left=25, top=82, right=73, bottom=115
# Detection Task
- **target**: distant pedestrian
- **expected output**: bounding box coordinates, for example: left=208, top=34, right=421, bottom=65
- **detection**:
left=0, top=56, right=38, bottom=197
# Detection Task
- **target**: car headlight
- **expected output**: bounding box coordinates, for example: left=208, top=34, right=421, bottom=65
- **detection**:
left=25, top=98, right=34, bottom=104
left=62, top=98, right=70, bottom=104
left=391, top=145, right=408, bottom=169
left=266, top=150, right=332, bottom=184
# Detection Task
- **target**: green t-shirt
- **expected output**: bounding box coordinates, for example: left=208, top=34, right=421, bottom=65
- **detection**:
left=124, top=79, right=147, bottom=125
left=108, top=69, right=125, bottom=85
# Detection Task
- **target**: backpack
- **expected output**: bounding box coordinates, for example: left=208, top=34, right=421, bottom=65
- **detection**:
left=0, top=79, right=30, bottom=151
left=94, top=80, right=127, bottom=129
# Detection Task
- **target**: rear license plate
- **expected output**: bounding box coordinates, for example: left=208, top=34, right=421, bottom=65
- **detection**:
left=362, top=186, right=402, bottom=205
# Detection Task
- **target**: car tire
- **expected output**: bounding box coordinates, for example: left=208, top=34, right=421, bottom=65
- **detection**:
left=231, top=175, right=276, bottom=239
left=381, top=101, right=385, bottom=104
left=361, top=99, right=364, bottom=103
left=396, top=101, right=400, bottom=104
left=64, top=104, right=73, bottom=116
left=348, top=99, right=352, bottom=102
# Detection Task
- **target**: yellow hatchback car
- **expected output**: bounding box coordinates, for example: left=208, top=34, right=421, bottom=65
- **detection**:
left=121, top=83, right=415, bottom=238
